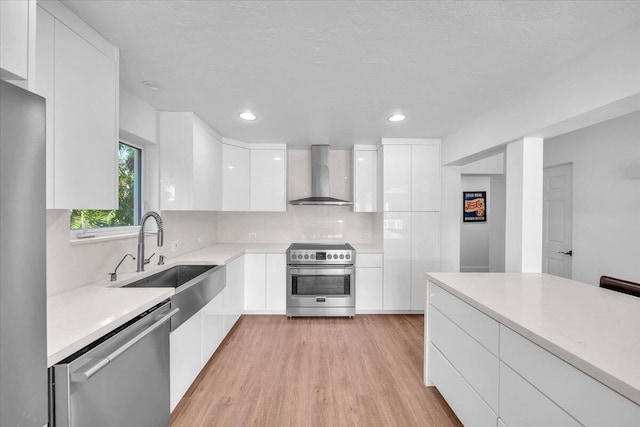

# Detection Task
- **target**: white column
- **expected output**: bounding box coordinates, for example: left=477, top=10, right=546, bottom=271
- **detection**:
left=505, top=137, right=544, bottom=272
left=441, top=165, right=461, bottom=272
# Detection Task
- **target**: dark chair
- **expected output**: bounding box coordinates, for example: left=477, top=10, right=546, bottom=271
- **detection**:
left=599, top=276, right=640, bottom=298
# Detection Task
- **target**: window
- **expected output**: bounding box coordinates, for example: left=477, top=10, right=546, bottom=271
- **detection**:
left=70, top=142, right=142, bottom=230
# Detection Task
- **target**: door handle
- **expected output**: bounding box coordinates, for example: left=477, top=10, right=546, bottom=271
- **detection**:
left=70, top=307, right=179, bottom=382
left=558, top=250, right=573, bottom=256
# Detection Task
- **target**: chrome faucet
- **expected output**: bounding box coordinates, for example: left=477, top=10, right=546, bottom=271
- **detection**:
left=137, top=211, right=164, bottom=272
left=109, top=253, right=135, bottom=281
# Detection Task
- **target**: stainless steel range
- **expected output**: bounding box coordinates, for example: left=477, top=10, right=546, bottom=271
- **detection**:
left=287, top=243, right=355, bottom=317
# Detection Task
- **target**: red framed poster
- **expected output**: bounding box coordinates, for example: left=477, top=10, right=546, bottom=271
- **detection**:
left=463, top=191, right=487, bottom=222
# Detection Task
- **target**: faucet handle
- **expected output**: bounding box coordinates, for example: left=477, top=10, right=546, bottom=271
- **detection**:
left=144, top=252, right=156, bottom=265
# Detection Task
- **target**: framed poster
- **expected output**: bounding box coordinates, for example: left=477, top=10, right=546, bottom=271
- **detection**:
left=463, top=191, right=487, bottom=222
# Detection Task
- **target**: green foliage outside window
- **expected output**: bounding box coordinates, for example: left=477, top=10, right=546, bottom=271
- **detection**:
left=70, top=143, right=141, bottom=229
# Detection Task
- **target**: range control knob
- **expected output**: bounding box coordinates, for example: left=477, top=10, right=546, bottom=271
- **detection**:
left=346, top=254, right=351, bottom=259
left=304, top=254, right=309, bottom=259
left=327, top=254, right=332, bottom=259
left=339, top=254, right=344, bottom=259
left=310, top=254, right=315, bottom=259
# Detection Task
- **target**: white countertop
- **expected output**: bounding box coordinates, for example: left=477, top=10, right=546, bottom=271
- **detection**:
left=426, top=272, right=640, bottom=405
left=48, top=242, right=378, bottom=366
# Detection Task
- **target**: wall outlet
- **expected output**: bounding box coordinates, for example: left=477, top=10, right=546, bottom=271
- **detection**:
left=362, top=232, right=372, bottom=239
left=248, top=232, right=257, bottom=239
left=171, top=240, right=179, bottom=252
left=197, top=236, right=205, bottom=243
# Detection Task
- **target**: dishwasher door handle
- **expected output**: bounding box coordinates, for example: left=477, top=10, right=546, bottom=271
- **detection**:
left=70, top=307, right=179, bottom=382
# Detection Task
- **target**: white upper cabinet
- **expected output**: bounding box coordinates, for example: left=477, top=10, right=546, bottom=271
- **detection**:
left=223, top=140, right=287, bottom=212
left=411, top=144, right=441, bottom=211
left=159, top=112, right=221, bottom=211
left=35, top=2, right=119, bottom=209
left=380, top=139, right=441, bottom=212
left=0, top=0, right=34, bottom=83
left=382, top=145, right=412, bottom=211
left=251, top=147, right=287, bottom=212
left=352, top=145, right=378, bottom=212
left=222, top=140, right=251, bottom=211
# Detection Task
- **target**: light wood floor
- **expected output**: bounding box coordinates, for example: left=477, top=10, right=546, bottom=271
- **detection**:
left=170, top=315, right=462, bottom=427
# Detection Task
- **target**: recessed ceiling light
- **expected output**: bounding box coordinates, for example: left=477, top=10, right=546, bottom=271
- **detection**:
left=239, top=111, right=257, bottom=121
left=273, top=156, right=282, bottom=161
left=142, top=80, right=164, bottom=92
left=388, top=113, right=406, bottom=122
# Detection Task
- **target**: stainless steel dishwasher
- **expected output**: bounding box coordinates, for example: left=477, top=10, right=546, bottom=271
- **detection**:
left=49, top=301, right=178, bottom=427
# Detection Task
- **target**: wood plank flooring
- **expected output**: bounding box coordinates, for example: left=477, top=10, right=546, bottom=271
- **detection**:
left=170, top=315, right=461, bottom=427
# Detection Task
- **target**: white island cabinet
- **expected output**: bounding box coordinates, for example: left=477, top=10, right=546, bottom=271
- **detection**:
left=425, top=273, right=640, bottom=427
left=35, top=1, right=119, bottom=209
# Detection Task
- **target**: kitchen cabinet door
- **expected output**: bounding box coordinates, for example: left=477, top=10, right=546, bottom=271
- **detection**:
left=159, top=112, right=195, bottom=210
left=352, top=146, right=378, bottom=212
left=201, top=291, right=224, bottom=365
left=355, top=267, right=383, bottom=311
left=265, top=254, right=287, bottom=312
left=193, top=117, right=222, bottom=210
left=411, top=144, right=441, bottom=212
left=52, top=20, right=118, bottom=209
left=170, top=310, right=203, bottom=411
left=0, top=0, right=32, bottom=81
left=222, top=143, right=250, bottom=211
left=411, top=212, right=440, bottom=311
left=382, top=145, right=412, bottom=211
left=224, top=255, right=244, bottom=335
left=244, top=254, right=266, bottom=311
left=383, top=212, right=412, bottom=310
left=251, top=149, right=287, bottom=211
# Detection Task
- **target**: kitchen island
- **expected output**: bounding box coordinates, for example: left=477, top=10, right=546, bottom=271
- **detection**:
left=424, top=272, right=640, bottom=427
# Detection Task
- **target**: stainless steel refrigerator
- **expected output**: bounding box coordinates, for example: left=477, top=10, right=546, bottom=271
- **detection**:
left=0, top=80, right=48, bottom=426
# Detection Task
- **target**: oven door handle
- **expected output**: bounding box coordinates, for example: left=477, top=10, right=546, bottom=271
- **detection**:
left=70, top=307, right=179, bottom=382
left=290, top=267, right=353, bottom=275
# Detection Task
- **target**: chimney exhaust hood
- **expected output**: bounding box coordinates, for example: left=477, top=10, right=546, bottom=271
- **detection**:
left=289, top=145, right=352, bottom=206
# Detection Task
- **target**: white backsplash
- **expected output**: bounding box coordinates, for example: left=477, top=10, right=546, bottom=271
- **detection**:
left=46, top=210, right=218, bottom=296
left=217, top=207, right=380, bottom=245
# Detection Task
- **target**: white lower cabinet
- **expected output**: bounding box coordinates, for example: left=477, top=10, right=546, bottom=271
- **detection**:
left=244, top=253, right=286, bottom=313
left=428, top=343, right=497, bottom=427
left=500, top=361, right=580, bottom=427
left=224, top=256, right=244, bottom=335
left=265, top=254, right=287, bottom=312
left=355, top=254, right=383, bottom=311
left=202, top=292, right=224, bottom=364
left=170, top=309, right=203, bottom=412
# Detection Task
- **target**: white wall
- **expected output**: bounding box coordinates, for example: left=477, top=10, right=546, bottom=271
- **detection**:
left=544, top=111, right=640, bottom=285
left=460, top=176, right=491, bottom=272
left=489, top=175, right=506, bottom=272
left=46, top=210, right=218, bottom=296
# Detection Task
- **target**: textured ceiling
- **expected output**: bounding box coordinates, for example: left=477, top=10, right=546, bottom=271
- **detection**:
left=61, top=0, right=640, bottom=148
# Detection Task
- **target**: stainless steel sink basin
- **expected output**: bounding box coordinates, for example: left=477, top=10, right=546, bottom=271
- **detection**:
left=123, top=265, right=216, bottom=289
left=124, top=264, right=225, bottom=331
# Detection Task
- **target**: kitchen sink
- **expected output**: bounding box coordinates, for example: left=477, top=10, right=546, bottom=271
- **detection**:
left=124, top=264, right=225, bottom=331
left=123, top=265, right=216, bottom=289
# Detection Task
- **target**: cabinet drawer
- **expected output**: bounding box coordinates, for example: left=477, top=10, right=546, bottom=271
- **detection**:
left=429, top=283, right=499, bottom=355
left=355, top=253, right=383, bottom=268
left=500, top=325, right=640, bottom=426
left=430, top=307, right=499, bottom=411
left=428, top=343, right=497, bottom=427
left=500, top=362, right=580, bottom=427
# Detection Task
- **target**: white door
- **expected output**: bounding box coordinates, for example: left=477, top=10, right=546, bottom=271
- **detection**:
left=542, top=163, right=573, bottom=278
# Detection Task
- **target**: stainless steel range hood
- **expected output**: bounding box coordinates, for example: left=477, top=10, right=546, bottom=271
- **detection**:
left=289, top=145, right=352, bottom=206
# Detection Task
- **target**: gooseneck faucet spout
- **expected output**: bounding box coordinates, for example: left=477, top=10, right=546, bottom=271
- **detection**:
left=137, top=211, right=164, bottom=272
